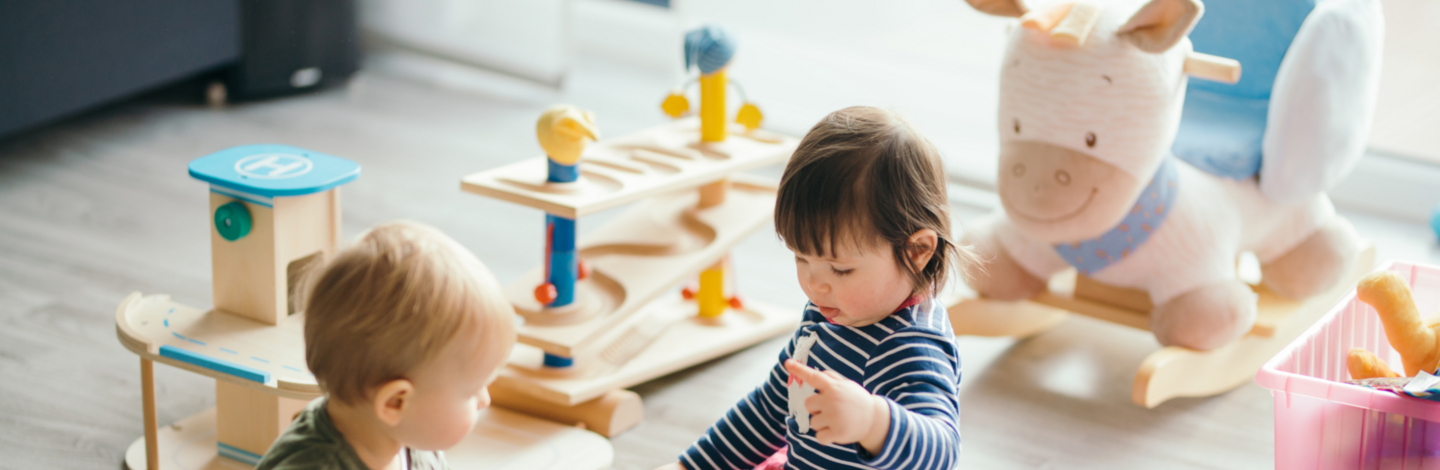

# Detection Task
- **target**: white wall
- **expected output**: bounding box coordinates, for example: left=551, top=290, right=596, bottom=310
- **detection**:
left=363, top=0, right=570, bottom=86
left=371, top=0, right=1440, bottom=221
left=572, top=0, right=1014, bottom=184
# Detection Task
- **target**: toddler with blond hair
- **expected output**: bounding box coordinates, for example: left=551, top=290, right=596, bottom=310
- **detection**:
left=256, top=221, right=516, bottom=470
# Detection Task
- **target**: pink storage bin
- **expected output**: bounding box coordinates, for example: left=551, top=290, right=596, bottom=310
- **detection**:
left=1257, top=260, right=1440, bottom=469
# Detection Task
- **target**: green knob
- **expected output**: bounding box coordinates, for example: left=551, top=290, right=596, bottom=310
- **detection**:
left=214, top=201, right=252, bottom=241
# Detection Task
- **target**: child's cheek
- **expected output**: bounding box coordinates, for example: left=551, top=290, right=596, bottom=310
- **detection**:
left=442, top=407, right=477, bottom=450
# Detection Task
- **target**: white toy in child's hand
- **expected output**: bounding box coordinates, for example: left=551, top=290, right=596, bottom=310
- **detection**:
left=783, top=358, right=893, bottom=453
left=787, top=331, right=820, bottom=433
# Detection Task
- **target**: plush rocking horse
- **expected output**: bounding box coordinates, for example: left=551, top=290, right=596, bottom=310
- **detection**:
left=952, top=0, right=1384, bottom=407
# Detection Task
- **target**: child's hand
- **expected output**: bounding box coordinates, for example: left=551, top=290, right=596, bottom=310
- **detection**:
left=784, top=359, right=891, bottom=454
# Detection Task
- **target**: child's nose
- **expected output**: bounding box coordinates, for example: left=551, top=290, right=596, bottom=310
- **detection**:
left=808, top=276, right=830, bottom=294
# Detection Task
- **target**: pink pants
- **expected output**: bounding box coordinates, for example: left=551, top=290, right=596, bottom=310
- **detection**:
left=755, top=446, right=787, bottom=470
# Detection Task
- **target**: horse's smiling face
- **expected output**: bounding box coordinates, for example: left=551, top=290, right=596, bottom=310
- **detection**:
left=999, top=140, right=1140, bottom=243
left=977, top=0, right=1202, bottom=244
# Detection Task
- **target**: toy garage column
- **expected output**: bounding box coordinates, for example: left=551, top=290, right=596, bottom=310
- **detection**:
left=188, top=145, right=360, bottom=462
left=535, top=105, right=600, bottom=367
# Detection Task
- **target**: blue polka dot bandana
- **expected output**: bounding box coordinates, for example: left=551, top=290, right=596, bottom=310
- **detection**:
left=1054, top=157, right=1179, bottom=275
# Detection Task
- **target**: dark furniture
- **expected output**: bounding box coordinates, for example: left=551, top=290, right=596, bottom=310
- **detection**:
left=0, top=0, right=360, bottom=140
left=0, top=1, right=240, bottom=139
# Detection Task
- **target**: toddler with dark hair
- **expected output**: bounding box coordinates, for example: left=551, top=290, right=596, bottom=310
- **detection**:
left=660, top=106, right=975, bottom=470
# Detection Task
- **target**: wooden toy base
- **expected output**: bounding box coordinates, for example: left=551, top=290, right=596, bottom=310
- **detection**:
left=948, top=244, right=1376, bottom=408
left=123, top=406, right=613, bottom=470
left=489, top=387, right=644, bottom=439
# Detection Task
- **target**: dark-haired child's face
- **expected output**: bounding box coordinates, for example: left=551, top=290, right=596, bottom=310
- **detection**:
left=793, top=241, right=914, bottom=327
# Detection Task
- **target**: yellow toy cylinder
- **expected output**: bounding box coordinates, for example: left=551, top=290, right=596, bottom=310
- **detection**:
left=699, top=69, right=727, bottom=143
left=697, top=259, right=727, bottom=318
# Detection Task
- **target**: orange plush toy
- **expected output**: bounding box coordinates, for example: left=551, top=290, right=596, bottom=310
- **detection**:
left=1348, top=271, right=1440, bottom=380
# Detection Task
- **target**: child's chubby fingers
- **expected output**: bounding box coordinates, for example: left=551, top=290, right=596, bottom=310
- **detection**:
left=804, top=388, right=833, bottom=415
left=784, top=359, right=834, bottom=390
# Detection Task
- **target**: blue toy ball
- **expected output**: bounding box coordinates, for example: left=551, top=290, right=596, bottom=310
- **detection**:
left=685, top=25, right=736, bottom=75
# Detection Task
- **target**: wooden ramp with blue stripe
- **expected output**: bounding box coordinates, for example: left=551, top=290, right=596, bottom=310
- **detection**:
left=114, top=292, right=318, bottom=398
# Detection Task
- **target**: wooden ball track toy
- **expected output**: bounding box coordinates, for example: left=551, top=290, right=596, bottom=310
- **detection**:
left=460, top=99, right=798, bottom=437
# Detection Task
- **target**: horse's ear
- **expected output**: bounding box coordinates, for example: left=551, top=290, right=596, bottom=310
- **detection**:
left=1117, top=0, right=1202, bottom=53
left=965, top=0, right=1027, bottom=18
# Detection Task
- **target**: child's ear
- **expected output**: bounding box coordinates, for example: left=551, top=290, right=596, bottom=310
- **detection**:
left=906, top=229, right=939, bottom=271
left=372, top=379, right=414, bottom=427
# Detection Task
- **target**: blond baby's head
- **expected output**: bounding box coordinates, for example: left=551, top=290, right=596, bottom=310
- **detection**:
left=302, top=221, right=516, bottom=450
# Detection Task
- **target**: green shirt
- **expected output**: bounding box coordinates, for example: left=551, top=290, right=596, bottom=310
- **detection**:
left=255, top=397, right=449, bottom=470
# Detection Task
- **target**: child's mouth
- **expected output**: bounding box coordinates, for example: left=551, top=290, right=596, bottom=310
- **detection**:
left=817, top=305, right=840, bottom=322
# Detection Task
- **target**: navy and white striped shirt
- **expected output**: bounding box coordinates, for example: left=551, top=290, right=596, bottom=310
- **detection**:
left=681, top=298, right=962, bottom=470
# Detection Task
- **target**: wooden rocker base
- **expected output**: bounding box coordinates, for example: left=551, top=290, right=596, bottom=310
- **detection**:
left=949, top=244, right=1376, bottom=408
left=123, top=406, right=613, bottom=470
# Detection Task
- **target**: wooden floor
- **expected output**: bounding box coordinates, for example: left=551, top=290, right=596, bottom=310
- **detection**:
left=4, top=51, right=1440, bottom=470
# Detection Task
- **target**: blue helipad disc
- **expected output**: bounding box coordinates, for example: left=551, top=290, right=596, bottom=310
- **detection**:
left=189, top=144, right=360, bottom=197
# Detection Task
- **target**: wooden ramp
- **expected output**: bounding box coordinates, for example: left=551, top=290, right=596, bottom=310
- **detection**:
left=496, top=297, right=796, bottom=405
left=501, top=176, right=783, bottom=358
left=116, top=292, right=317, bottom=398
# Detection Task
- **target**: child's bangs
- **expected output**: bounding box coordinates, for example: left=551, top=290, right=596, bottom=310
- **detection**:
left=775, top=177, right=878, bottom=259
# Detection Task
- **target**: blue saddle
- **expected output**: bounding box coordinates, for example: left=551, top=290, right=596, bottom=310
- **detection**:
left=1172, top=0, right=1316, bottom=179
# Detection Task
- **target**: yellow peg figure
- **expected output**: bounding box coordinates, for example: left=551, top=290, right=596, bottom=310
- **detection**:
left=537, top=104, right=599, bottom=167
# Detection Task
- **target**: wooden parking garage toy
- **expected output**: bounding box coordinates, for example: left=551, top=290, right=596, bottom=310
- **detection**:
left=461, top=98, right=797, bottom=436
left=115, top=145, right=612, bottom=470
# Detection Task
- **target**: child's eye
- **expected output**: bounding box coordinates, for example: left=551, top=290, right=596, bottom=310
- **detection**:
left=832, top=267, right=853, bottom=276
left=795, top=256, right=808, bottom=264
